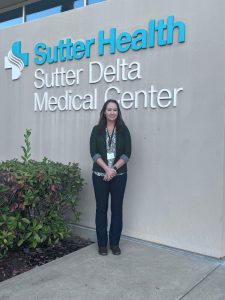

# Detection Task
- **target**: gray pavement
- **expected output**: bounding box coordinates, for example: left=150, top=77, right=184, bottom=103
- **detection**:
left=0, top=239, right=224, bottom=300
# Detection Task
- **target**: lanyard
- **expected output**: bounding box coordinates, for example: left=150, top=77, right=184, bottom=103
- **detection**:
left=106, top=127, right=115, bottom=148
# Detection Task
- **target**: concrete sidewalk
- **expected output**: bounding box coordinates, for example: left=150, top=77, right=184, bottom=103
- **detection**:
left=0, top=239, right=224, bottom=300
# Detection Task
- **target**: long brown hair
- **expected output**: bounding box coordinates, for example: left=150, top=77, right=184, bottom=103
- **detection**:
left=98, top=99, right=125, bottom=132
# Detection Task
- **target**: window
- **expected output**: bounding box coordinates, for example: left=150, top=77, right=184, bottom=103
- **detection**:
left=74, top=0, right=84, bottom=8
left=88, top=0, right=105, bottom=4
left=0, top=0, right=106, bottom=29
left=26, top=0, right=68, bottom=22
left=0, top=7, right=22, bottom=29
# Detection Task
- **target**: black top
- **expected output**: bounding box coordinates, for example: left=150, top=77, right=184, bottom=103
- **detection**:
left=90, top=125, right=131, bottom=174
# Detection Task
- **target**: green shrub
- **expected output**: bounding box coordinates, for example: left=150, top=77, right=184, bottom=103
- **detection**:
left=0, top=129, right=83, bottom=257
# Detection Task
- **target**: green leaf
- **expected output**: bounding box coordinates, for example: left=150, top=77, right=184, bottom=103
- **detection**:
left=35, top=224, right=42, bottom=230
left=17, top=239, right=25, bottom=247
left=34, top=233, right=40, bottom=241
left=21, top=218, right=30, bottom=224
left=24, top=232, right=32, bottom=239
left=31, top=241, right=37, bottom=248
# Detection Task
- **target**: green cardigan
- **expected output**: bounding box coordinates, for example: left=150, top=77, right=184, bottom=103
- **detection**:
left=90, top=125, right=131, bottom=174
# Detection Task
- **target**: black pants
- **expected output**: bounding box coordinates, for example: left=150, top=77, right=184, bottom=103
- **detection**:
left=92, top=173, right=127, bottom=247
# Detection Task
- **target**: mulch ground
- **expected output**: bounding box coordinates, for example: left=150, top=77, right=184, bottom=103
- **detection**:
left=0, top=236, right=93, bottom=283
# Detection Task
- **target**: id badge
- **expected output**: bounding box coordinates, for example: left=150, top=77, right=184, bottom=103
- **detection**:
left=107, top=152, right=115, bottom=160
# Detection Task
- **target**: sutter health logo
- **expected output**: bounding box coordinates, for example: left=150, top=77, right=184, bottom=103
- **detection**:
left=4, top=41, right=29, bottom=80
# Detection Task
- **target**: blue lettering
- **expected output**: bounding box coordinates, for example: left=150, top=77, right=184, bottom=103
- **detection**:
left=156, top=19, right=167, bottom=46
left=33, top=16, right=186, bottom=65
left=132, top=29, right=147, bottom=50
left=98, top=28, right=116, bottom=56
left=58, top=40, right=67, bottom=61
left=149, top=20, right=155, bottom=48
left=46, top=47, right=56, bottom=64
left=167, top=16, right=186, bottom=44
left=34, top=43, right=47, bottom=65
left=85, top=39, right=95, bottom=58
left=66, top=38, right=73, bottom=60
left=73, top=41, right=85, bottom=59
left=117, top=32, right=131, bottom=53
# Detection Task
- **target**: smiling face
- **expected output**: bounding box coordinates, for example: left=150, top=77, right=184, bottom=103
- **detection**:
left=105, top=101, right=118, bottom=122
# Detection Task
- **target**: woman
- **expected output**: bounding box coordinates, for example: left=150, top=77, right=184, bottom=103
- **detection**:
left=90, top=99, right=131, bottom=256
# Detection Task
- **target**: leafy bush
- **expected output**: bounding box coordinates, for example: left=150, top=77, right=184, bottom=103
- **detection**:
left=0, top=129, right=83, bottom=257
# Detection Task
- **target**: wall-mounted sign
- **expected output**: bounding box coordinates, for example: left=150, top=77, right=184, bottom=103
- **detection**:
left=4, top=15, right=186, bottom=112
